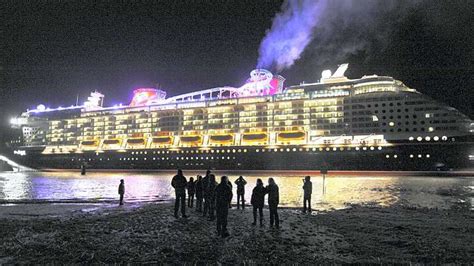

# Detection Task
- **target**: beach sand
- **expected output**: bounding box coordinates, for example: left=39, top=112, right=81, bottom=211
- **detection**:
left=0, top=202, right=472, bottom=264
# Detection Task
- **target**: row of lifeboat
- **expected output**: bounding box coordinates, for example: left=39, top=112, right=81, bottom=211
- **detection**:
left=79, top=131, right=307, bottom=150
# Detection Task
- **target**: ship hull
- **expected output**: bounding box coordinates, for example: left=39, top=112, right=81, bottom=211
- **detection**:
left=9, top=141, right=474, bottom=172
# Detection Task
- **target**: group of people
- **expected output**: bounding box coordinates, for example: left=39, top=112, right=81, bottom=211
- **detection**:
left=118, top=170, right=315, bottom=238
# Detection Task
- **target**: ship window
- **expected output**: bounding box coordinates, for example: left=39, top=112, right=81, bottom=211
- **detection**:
left=386, top=154, right=390, bottom=158
left=394, top=155, right=398, bottom=158
left=433, top=136, right=439, bottom=141
left=426, top=154, right=430, bottom=158
left=410, top=154, right=414, bottom=158
left=418, top=154, right=422, bottom=158
left=417, top=137, right=422, bottom=141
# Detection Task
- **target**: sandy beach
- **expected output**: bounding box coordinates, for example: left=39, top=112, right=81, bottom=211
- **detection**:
left=0, top=201, right=472, bottom=264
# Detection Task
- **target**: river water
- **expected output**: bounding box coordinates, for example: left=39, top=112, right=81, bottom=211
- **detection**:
left=0, top=170, right=472, bottom=210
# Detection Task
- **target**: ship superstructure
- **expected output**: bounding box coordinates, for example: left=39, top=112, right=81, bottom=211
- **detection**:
left=8, top=64, right=474, bottom=170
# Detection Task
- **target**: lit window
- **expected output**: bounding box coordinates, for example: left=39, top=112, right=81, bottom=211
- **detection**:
left=243, top=149, right=247, bottom=152
left=433, top=136, right=439, bottom=141
left=409, top=137, right=414, bottom=141
left=410, top=154, right=414, bottom=158
left=418, top=154, right=422, bottom=158
left=363, top=147, right=367, bottom=150
left=442, top=136, right=447, bottom=141
left=355, top=147, right=360, bottom=151
left=394, top=155, right=398, bottom=158
left=417, top=137, right=422, bottom=141
left=386, top=155, right=390, bottom=158
left=389, top=122, right=395, bottom=127
left=332, top=147, right=337, bottom=151
left=378, top=147, right=382, bottom=150
left=326, top=147, right=330, bottom=151
left=292, top=148, right=297, bottom=152
left=370, top=147, right=374, bottom=150
left=286, top=148, right=290, bottom=152
left=426, top=154, right=430, bottom=158
left=256, top=149, right=260, bottom=152
left=428, top=127, right=434, bottom=132
left=425, top=136, right=431, bottom=141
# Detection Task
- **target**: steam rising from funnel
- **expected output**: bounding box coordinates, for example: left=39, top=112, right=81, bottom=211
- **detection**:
left=257, top=0, right=427, bottom=72
left=257, top=0, right=328, bottom=72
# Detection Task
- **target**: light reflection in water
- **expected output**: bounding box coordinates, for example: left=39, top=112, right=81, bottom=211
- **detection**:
left=0, top=171, right=472, bottom=210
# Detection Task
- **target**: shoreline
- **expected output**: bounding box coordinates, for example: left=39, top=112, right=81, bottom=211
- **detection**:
left=0, top=201, right=472, bottom=263
left=6, top=168, right=474, bottom=177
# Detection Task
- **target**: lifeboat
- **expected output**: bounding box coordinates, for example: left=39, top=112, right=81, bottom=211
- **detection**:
left=241, top=133, right=268, bottom=145
left=80, top=139, right=99, bottom=150
left=209, top=134, right=234, bottom=145
left=81, top=140, right=98, bottom=146
left=152, top=136, right=173, bottom=145
left=277, top=131, right=306, bottom=143
left=125, top=138, right=146, bottom=149
left=180, top=135, right=202, bottom=146
left=102, top=139, right=122, bottom=150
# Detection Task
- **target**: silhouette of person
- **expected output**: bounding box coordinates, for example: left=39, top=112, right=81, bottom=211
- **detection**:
left=195, top=175, right=203, bottom=212
left=171, top=169, right=188, bottom=218
left=251, top=178, right=265, bottom=226
left=234, top=176, right=247, bottom=209
left=207, top=174, right=217, bottom=221
left=80, top=163, right=86, bottom=175
left=202, top=170, right=211, bottom=217
left=187, top=176, right=196, bottom=208
left=266, top=178, right=280, bottom=228
left=227, top=179, right=233, bottom=208
left=215, top=176, right=233, bottom=238
left=302, top=176, right=312, bottom=213
left=118, top=179, right=125, bottom=205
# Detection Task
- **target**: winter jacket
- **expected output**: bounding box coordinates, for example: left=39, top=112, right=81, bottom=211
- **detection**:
left=266, top=183, right=279, bottom=206
left=171, top=174, right=187, bottom=195
left=251, top=184, right=266, bottom=208
left=234, top=178, right=247, bottom=195
left=303, top=181, right=312, bottom=198
left=215, top=183, right=233, bottom=210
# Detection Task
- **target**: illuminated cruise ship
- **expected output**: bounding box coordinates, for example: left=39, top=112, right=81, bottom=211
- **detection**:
left=7, top=64, right=474, bottom=171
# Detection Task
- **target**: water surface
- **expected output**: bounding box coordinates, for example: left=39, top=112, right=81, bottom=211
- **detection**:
left=0, top=171, right=472, bottom=210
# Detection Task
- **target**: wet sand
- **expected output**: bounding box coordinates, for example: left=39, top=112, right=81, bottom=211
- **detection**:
left=0, top=202, right=472, bottom=264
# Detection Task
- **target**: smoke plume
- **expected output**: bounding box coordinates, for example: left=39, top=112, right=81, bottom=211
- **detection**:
left=257, top=0, right=423, bottom=72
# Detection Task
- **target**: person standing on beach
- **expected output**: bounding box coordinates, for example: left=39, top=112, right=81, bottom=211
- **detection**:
left=266, top=178, right=280, bottom=229
left=251, top=178, right=265, bottom=226
left=118, top=179, right=125, bottom=205
left=207, top=174, right=217, bottom=221
left=187, top=176, right=196, bottom=208
left=80, top=163, right=86, bottom=175
left=215, top=176, right=233, bottom=237
left=195, top=175, right=203, bottom=212
left=234, top=176, right=247, bottom=210
left=227, top=179, right=233, bottom=208
left=171, top=169, right=188, bottom=218
left=202, top=170, right=211, bottom=217
left=302, top=176, right=312, bottom=213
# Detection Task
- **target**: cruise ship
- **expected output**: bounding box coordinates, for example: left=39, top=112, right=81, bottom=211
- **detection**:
left=7, top=64, right=474, bottom=171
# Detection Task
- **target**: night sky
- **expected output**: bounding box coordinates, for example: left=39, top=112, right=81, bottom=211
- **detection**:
left=1, top=0, right=473, bottom=149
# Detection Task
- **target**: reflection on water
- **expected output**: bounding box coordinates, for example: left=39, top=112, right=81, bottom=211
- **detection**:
left=0, top=171, right=472, bottom=210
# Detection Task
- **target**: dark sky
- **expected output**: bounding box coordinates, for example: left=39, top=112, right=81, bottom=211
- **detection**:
left=1, top=0, right=473, bottom=147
